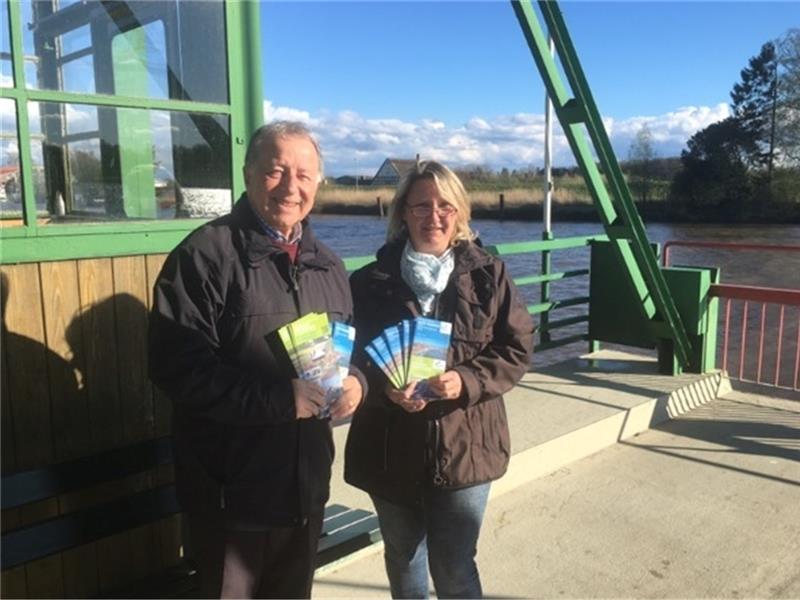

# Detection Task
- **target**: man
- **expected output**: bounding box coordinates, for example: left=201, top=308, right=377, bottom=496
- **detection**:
left=149, top=121, right=364, bottom=598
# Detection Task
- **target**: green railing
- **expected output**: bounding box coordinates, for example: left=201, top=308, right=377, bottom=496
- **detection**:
left=343, top=234, right=608, bottom=354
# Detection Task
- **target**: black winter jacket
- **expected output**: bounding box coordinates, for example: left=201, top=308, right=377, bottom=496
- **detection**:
left=344, top=239, right=534, bottom=506
left=149, top=196, right=361, bottom=530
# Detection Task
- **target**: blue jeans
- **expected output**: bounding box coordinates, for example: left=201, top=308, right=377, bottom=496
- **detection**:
left=371, top=483, right=491, bottom=599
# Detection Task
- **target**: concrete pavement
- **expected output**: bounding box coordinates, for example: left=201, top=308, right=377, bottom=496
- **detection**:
left=315, top=359, right=800, bottom=598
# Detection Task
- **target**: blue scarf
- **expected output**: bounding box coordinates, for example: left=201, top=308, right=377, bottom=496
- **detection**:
left=400, top=241, right=455, bottom=315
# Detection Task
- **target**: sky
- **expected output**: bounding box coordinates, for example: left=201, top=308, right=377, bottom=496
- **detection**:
left=260, top=1, right=799, bottom=176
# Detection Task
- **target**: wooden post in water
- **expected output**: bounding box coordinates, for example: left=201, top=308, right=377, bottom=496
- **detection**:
left=376, top=196, right=384, bottom=217
left=499, top=193, right=505, bottom=221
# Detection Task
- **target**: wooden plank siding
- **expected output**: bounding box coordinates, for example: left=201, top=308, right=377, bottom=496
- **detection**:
left=0, top=253, right=179, bottom=598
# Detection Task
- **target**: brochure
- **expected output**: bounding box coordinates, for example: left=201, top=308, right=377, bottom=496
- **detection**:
left=365, top=317, right=452, bottom=400
left=407, top=317, right=452, bottom=382
left=277, top=312, right=351, bottom=418
left=366, top=337, right=403, bottom=389
left=330, top=321, right=356, bottom=380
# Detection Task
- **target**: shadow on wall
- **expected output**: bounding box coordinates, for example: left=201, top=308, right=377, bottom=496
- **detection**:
left=1, top=271, right=158, bottom=472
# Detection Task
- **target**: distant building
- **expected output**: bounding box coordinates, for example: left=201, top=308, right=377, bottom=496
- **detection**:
left=371, top=157, right=418, bottom=186
left=333, top=175, right=373, bottom=186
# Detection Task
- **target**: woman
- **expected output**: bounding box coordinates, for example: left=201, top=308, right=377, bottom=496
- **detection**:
left=345, top=161, right=534, bottom=599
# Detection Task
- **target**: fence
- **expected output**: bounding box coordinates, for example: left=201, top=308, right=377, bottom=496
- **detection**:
left=344, top=234, right=608, bottom=356
left=663, top=240, right=800, bottom=390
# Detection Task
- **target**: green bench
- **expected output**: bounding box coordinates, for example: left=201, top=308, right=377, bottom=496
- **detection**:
left=1, top=436, right=380, bottom=598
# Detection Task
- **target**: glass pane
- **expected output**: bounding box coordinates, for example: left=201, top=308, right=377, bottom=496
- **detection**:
left=1, top=0, right=12, bottom=87
left=29, top=100, right=232, bottom=223
left=22, top=0, right=227, bottom=103
left=0, top=98, right=23, bottom=225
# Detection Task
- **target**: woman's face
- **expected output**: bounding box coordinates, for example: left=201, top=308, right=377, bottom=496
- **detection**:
left=402, top=178, right=458, bottom=256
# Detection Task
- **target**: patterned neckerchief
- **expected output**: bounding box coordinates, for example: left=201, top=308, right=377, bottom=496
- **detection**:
left=400, top=241, right=455, bottom=315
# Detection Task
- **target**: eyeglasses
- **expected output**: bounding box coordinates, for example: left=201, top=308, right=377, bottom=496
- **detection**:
left=406, top=204, right=457, bottom=218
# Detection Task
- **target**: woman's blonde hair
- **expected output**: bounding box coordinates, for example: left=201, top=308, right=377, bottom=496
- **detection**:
left=386, top=160, right=476, bottom=245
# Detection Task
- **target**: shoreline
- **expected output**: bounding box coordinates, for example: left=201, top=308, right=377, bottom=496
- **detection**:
left=313, top=201, right=800, bottom=225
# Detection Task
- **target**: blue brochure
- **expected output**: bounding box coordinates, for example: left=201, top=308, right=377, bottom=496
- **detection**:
left=364, top=317, right=452, bottom=399
left=330, top=321, right=356, bottom=380
left=366, top=337, right=403, bottom=389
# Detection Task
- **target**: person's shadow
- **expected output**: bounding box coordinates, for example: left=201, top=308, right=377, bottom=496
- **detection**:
left=65, top=291, right=165, bottom=451
left=1, top=272, right=86, bottom=472
left=2, top=273, right=161, bottom=474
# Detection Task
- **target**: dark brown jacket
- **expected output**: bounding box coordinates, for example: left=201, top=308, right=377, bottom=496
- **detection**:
left=344, top=239, right=534, bottom=506
left=149, top=196, right=363, bottom=530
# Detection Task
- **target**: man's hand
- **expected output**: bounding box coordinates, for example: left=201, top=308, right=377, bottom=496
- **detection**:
left=292, top=379, right=326, bottom=419
left=426, top=370, right=463, bottom=401
left=330, top=375, right=363, bottom=420
left=386, top=381, right=427, bottom=413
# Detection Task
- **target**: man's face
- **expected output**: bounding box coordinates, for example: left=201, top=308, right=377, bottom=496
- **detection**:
left=244, top=134, right=320, bottom=236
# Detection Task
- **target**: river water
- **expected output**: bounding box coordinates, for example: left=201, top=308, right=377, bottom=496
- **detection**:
left=311, top=214, right=800, bottom=384
left=311, top=215, right=800, bottom=288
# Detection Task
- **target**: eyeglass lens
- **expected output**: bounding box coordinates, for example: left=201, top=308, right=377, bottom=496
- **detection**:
left=408, top=204, right=456, bottom=217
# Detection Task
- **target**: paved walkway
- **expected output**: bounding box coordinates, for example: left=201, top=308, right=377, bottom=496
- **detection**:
left=315, top=367, right=800, bottom=598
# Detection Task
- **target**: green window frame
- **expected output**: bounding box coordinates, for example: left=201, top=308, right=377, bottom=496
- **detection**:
left=0, top=0, right=263, bottom=264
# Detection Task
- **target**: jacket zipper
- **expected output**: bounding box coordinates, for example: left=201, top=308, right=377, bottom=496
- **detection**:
left=289, top=263, right=301, bottom=314
left=289, top=263, right=300, bottom=293
left=431, top=419, right=444, bottom=486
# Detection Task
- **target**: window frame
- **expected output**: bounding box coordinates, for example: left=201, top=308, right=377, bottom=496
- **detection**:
left=0, top=0, right=263, bottom=264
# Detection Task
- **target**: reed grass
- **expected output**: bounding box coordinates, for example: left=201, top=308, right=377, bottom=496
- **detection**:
left=315, top=180, right=594, bottom=211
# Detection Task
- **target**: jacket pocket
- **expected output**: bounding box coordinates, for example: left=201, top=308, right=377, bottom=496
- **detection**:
left=453, top=285, right=494, bottom=341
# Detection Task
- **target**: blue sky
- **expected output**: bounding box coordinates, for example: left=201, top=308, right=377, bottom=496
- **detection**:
left=261, top=1, right=799, bottom=176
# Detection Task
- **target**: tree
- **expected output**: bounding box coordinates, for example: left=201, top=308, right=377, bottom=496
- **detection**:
left=730, top=42, right=779, bottom=184
left=776, top=29, right=800, bottom=164
left=627, top=124, right=657, bottom=203
left=69, top=149, right=102, bottom=183
left=671, top=118, right=751, bottom=211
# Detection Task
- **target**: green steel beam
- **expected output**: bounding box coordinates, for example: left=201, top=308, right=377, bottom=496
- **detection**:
left=0, top=87, right=232, bottom=115
left=343, top=255, right=376, bottom=272
left=512, top=268, right=588, bottom=287
left=487, top=234, right=607, bottom=256
left=511, top=0, right=693, bottom=368
left=226, top=0, right=264, bottom=201
left=538, top=314, right=589, bottom=333
left=5, top=0, right=38, bottom=233
left=0, top=228, right=194, bottom=263
left=535, top=333, right=588, bottom=352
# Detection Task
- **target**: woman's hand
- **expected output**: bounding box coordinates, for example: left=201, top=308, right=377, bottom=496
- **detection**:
left=385, top=381, right=427, bottom=413
left=426, top=370, right=463, bottom=401
left=330, top=375, right=363, bottom=420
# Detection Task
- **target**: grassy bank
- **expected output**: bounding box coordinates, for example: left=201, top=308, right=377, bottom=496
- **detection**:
left=315, top=177, right=594, bottom=215
left=313, top=180, right=800, bottom=223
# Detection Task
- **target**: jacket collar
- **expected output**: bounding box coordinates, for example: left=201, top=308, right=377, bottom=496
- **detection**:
left=232, top=195, right=335, bottom=269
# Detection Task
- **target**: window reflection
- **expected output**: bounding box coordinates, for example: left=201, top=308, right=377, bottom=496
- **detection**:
left=0, top=98, right=23, bottom=224
left=1, top=0, right=12, bottom=87
left=29, top=101, right=231, bottom=222
left=22, top=0, right=227, bottom=103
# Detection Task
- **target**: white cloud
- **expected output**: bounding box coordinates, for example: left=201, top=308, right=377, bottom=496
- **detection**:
left=263, top=100, right=314, bottom=125
left=261, top=99, right=730, bottom=176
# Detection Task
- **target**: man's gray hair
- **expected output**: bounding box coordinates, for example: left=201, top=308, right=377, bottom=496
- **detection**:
left=244, top=120, right=324, bottom=180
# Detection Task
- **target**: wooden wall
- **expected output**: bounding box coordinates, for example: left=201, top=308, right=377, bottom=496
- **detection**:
left=1, top=253, right=184, bottom=598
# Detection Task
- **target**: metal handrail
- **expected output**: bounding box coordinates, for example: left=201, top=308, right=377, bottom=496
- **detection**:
left=709, top=284, right=800, bottom=306
left=711, top=285, right=799, bottom=391
left=342, top=234, right=606, bottom=353
left=662, top=239, right=799, bottom=388
left=662, top=240, right=800, bottom=267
